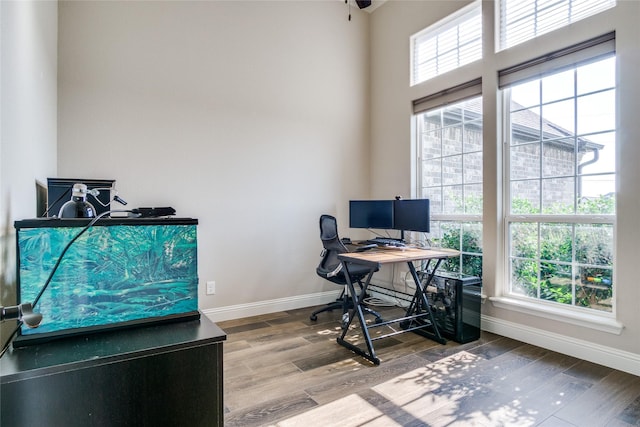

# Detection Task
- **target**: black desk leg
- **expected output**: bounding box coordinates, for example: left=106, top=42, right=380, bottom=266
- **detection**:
left=336, top=262, right=381, bottom=365
left=403, top=260, right=446, bottom=345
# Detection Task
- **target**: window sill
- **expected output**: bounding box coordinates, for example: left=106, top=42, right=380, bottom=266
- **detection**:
left=489, top=296, right=624, bottom=335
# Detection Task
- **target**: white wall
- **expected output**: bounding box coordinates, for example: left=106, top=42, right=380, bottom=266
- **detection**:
left=370, top=0, right=640, bottom=373
left=57, top=1, right=371, bottom=315
left=1, top=0, right=57, bottom=224
left=0, top=0, right=57, bottom=335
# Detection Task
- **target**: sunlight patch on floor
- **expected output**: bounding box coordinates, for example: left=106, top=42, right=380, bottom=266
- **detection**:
left=373, top=351, right=483, bottom=405
left=462, top=405, right=537, bottom=427
left=272, top=393, right=402, bottom=427
left=269, top=351, right=541, bottom=426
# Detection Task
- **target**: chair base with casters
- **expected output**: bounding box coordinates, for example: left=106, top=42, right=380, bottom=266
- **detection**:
left=309, top=289, right=348, bottom=322
left=309, top=287, right=383, bottom=326
left=311, top=214, right=383, bottom=325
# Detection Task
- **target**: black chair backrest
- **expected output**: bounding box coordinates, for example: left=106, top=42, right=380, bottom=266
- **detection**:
left=316, top=214, right=349, bottom=283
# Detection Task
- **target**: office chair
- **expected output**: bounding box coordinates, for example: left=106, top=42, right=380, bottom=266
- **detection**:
left=310, top=214, right=382, bottom=326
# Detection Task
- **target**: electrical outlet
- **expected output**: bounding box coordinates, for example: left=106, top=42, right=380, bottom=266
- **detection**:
left=206, top=281, right=216, bottom=295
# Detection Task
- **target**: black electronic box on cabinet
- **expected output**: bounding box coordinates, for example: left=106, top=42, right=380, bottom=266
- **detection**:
left=426, top=271, right=482, bottom=343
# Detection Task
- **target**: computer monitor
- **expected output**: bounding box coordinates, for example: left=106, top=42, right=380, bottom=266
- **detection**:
left=349, top=200, right=394, bottom=229
left=393, top=199, right=430, bottom=233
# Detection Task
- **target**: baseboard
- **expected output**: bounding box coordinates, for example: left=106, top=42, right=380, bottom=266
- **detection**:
left=482, top=314, right=640, bottom=376
left=201, top=290, right=342, bottom=323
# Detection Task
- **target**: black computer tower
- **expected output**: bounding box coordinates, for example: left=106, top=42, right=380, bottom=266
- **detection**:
left=426, top=271, right=482, bottom=343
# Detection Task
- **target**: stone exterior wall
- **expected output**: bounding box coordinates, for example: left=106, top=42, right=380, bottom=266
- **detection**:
left=421, top=120, right=586, bottom=214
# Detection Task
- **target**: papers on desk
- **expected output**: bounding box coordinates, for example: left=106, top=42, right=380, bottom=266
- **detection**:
left=377, top=244, right=409, bottom=250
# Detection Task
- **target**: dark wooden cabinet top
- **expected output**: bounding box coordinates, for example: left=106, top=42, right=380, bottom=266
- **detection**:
left=1, top=315, right=226, bottom=382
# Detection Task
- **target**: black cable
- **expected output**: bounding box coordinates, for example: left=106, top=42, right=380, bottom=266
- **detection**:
left=0, top=322, right=22, bottom=358
left=40, top=185, right=73, bottom=217
left=33, top=210, right=130, bottom=307
left=0, top=209, right=133, bottom=358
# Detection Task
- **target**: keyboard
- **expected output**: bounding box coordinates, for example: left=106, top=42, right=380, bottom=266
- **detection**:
left=366, top=237, right=405, bottom=247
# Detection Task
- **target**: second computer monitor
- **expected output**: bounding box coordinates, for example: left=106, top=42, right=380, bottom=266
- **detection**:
left=393, top=199, right=430, bottom=233
left=349, top=200, right=394, bottom=229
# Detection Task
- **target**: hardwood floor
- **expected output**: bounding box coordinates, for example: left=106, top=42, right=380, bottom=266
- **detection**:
left=218, top=304, right=640, bottom=426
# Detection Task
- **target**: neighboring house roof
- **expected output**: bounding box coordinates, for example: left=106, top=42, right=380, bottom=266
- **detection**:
left=443, top=97, right=604, bottom=153
left=509, top=101, right=604, bottom=152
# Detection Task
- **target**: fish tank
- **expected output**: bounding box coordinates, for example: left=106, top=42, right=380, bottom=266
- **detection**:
left=14, top=217, right=199, bottom=346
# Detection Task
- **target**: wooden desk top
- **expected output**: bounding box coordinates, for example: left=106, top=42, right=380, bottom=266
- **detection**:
left=338, top=246, right=458, bottom=266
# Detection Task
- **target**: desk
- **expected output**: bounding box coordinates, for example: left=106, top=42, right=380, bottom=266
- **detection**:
left=337, top=247, right=458, bottom=365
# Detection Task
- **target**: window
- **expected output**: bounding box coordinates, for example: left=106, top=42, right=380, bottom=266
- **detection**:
left=502, top=36, right=616, bottom=313
left=415, top=87, right=483, bottom=277
left=499, top=0, right=616, bottom=51
left=411, top=1, right=482, bottom=86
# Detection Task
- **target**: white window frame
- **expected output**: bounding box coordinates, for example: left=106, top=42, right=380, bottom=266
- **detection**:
left=410, top=1, right=482, bottom=86
left=498, top=0, right=616, bottom=51
left=496, top=35, right=620, bottom=332
left=413, top=80, right=483, bottom=276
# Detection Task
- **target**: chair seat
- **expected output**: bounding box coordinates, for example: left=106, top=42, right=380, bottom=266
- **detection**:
left=316, top=262, right=375, bottom=285
left=311, top=214, right=382, bottom=324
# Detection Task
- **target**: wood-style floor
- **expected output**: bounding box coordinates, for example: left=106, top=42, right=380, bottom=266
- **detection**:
left=218, top=304, right=640, bottom=427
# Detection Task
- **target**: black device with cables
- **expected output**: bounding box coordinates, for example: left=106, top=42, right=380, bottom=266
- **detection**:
left=45, top=178, right=123, bottom=217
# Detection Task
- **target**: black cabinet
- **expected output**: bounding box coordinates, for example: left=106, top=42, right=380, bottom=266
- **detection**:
left=1, top=316, right=226, bottom=427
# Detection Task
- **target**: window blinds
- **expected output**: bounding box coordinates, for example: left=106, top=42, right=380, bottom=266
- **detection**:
left=412, top=78, right=482, bottom=115
left=411, top=2, right=482, bottom=86
left=499, top=0, right=616, bottom=51
left=498, top=32, right=615, bottom=89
